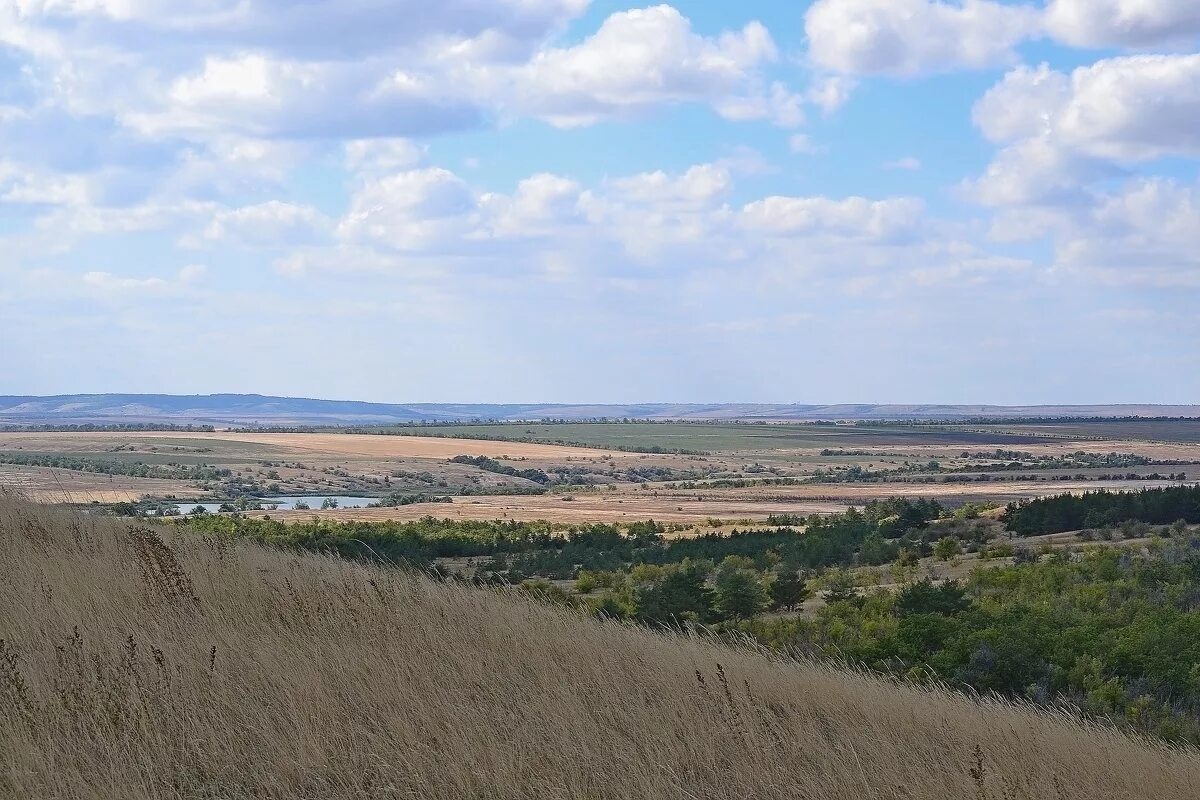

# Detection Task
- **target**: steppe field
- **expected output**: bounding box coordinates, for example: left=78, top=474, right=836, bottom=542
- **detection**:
left=2, top=420, right=1198, bottom=528
left=6, top=496, right=1200, bottom=799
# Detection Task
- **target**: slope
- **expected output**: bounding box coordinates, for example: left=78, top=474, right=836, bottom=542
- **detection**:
left=1, top=495, right=1198, bottom=799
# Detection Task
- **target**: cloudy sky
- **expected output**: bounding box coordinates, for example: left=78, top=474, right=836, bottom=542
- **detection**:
left=1, top=0, right=1197, bottom=404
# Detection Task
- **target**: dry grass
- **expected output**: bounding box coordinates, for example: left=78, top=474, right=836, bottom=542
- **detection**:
left=3, top=494, right=1200, bottom=799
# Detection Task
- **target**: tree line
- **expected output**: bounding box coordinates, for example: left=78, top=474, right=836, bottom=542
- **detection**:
left=1004, top=485, right=1200, bottom=535
left=0, top=452, right=229, bottom=481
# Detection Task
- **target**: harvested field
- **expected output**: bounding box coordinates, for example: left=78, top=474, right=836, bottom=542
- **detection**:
left=7, top=422, right=1200, bottom=526
left=253, top=478, right=1188, bottom=526
left=0, top=464, right=201, bottom=504
left=256, top=493, right=848, bottom=525
left=718, top=478, right=1192, bottom=504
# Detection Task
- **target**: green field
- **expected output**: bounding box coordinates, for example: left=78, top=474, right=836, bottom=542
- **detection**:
left=364, top=422, right=1063, bottom=453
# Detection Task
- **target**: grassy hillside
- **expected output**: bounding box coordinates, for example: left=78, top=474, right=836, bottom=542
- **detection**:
left=2, top=495, right=1200, bottom=799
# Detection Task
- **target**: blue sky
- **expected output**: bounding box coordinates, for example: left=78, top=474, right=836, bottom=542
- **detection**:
left=1, top=0, right=1198, bottom=404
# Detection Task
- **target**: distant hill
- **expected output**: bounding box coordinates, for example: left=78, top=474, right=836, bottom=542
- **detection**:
left=1, top=394, right=1198, bottom=427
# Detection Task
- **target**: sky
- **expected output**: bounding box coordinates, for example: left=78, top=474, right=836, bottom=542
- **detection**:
left=0, top=0, right=1198, bottom=405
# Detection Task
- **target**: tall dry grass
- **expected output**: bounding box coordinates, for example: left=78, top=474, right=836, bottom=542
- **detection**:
left=2, top=494, right=1200, bottom=799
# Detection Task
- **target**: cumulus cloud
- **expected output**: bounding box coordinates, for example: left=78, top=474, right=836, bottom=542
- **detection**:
left=481, top=173, right=586, bottom=240
left=493, top=5, right=798, bottom=127
left=968, top=56, right=1200, bottom=206
left=1045, top=0, right=1200, bottom=49
left=606, top=164, right=732, bottom=208
left=290, top=159, right=967, bottom=285
left=337, top=168, right=480, bottom=252
left=5, top=2, right=810, bottom=148
left=805, top=0, right=1041, bottom=76
left=971, top=64, right=1069, bottom=144
left=967, top=58, right=1200, bottom=287
left=805, top=75, right=857, bottom=114
left=8, top=0, right=591, bottom=60
left=124, top=54, right=483, bottom=139
left=0, top=2, right=836, bottom=292
left=1049, top=55, right=1200, bottom=161
left=968, top=138, right=1113, bottom=207
left=804, top=0, right=1200, bottom=79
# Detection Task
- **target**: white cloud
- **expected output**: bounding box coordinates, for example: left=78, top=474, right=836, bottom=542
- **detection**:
left=201, top=201, right=330, bottom=247
left=740, top=195, right=925, bottom=242
left=8, top=0, right=591, bottom=59
left=1050, top=55, right=1200, bottom=161
left=804, top=1, right=1200, bottom=80
left=495, top=5, right=796, bottom=127
left=968, top=56, right=1200, bottom=207
left=1045, top=0, right=1200, bottom=49
left=0, top=162, right=93, bottom=206
left=806, top=75, right=857, bottom=113
left=165, top=137, right=311, bottom=199
left=908, top=253, right=1031, bottom=285
left=6, top=2, right=811, bottom=149
left=32, top=198, right=219, bottom=240
left=82, top=264, right=206, bottom=295
left=607, top=164, right=732, bottom=208
left=1051, top=178, right=1200, bottom=286
left=344, top=139, right=425, bottom=175
left=967, top=137, right=1110, bottom=207
left=972, top=64, right=1070, bottom=143
left=337, top=167, right=480, bottom=251
left=714, top=82, right=806, bottom=128
left=125, top=54, right=482, bottom=139
left=485, top=173, right=585, bottom=238
left=254, top=160, right=1005, bottom=292
left=805, top=0, right=1041, bottom=76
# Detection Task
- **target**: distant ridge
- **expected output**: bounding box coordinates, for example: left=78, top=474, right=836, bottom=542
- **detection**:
left=1, top=394, right=1198, bottom=427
